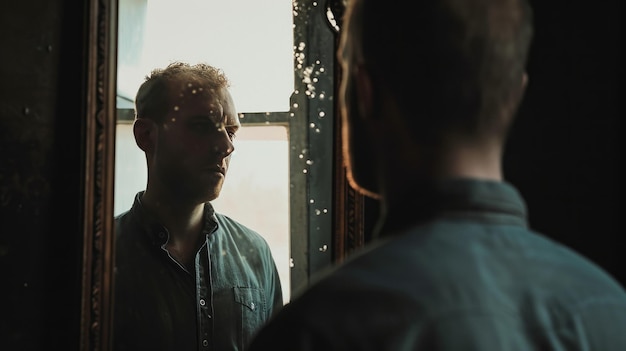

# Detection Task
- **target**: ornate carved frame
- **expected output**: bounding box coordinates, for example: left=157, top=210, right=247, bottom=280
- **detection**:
left=78, top=0, right=366, bottom=349
left=80, top=0, right=116, bottom=350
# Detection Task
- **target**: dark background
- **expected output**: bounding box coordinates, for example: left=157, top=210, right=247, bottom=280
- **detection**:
left=505, top=0, right=623, bottom=285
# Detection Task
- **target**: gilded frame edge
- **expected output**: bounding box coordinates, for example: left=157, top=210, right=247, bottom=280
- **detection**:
left=80, top=0, right=117, bottom=350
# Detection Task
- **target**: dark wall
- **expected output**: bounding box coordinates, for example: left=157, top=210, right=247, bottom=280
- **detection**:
left=0, top=0, right=87, bottom=349
left=505, top=0, right=623, bottom=285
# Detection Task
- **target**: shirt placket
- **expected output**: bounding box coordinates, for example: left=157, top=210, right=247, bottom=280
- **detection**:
left=196, top=239, right=214, bottom=350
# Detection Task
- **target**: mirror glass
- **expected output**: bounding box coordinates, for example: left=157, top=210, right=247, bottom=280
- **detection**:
left=117, top=0, right=294, bottom=112
left=115, top=0, right=294, bottom=303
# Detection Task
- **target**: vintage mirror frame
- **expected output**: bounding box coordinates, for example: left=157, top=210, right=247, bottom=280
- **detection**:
left=78, top=0, right=366, bottom=349
left=81, top=0, right=117, bottom=350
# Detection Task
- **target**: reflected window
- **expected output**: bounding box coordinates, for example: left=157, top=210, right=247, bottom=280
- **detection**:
left=211, top=126, right=290, bottom=302
left=115, top=0, right=294, bottom=302
left=117, top=0, right=294, bottom=112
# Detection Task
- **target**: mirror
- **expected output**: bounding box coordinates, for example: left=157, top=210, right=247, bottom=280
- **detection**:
left=82, top=0, right=344, bottom=349
left=115, top=0, right=295, bottom=304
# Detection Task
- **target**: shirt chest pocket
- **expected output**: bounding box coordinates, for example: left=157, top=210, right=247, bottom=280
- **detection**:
left=234, top=286, right=265, bottom=313
left=233, top=286, right=268, bottom=345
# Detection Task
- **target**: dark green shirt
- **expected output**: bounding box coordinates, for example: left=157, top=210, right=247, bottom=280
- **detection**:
left=114, top=191, right=283, bottom=351
left=249, top=179, right=626, bottom=350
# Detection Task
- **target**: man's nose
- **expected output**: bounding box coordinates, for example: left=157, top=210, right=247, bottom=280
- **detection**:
left=213, top=130, right=235, bottom=157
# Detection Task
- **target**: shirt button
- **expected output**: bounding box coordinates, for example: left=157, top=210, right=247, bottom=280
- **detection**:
left=199, top=299, right=206, bottom=306
left=250, top=302, right=255, bottom=310
left=202, top=339, right=208, bottom=347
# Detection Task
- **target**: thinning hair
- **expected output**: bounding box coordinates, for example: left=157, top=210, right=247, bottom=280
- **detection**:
left=134, top=61, right=230, bottom=124
left=344, top=0, right=534, bottom=142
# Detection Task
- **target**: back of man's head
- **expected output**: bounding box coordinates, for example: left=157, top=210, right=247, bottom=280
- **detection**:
left=347, top=0, right=533, bottom=143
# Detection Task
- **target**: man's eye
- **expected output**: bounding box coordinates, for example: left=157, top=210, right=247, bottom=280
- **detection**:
left=192, top=121, right=216, bottom=130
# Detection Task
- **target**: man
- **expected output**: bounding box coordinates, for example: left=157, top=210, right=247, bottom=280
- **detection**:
left=113, top=62, right=283, bottom=350
left=248, top=0, right=626, bottom=349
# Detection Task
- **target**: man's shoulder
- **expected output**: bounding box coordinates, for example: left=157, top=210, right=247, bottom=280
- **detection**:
left=212, top=212, right=269, bottom=244
left=253, top=269, right=428, bottom=350
left=114, top=209, right=135, bottom=235
left=213, top=212, right=254, bottom=232
left=114, top=209, right=131, bottom=223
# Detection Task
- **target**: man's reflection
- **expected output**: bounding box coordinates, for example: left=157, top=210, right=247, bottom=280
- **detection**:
left=113, top=61, right=283, bottom=350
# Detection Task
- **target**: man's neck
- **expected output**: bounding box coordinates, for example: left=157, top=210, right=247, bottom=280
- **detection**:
left=141, top=189, right=206, bottom=240
left=141, top=190, right=207, bottom=269
left=374, top=140, right=504, bottom=237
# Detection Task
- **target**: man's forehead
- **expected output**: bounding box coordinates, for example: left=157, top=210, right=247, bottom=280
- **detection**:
left=189, top=112, right=239, bottom=123
left=338, top=22, right=359, bottom=63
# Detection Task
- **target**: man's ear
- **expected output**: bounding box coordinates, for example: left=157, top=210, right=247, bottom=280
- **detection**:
left=518, top=72, right=529, bottom=101
left=133, top=118, right=156, bottom=153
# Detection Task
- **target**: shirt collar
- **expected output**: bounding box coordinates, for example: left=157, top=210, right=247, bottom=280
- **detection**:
left=128, top=191, right=219, bottom=246
left=377, top=178, right=529, bottom=237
